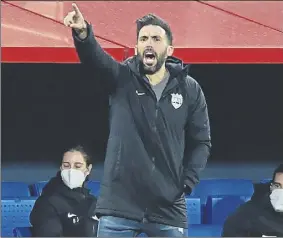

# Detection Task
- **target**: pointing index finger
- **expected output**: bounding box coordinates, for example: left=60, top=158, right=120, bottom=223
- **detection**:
left=72, top=3, right=81, bottom=15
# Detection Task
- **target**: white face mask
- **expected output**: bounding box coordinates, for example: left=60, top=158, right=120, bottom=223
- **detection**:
left=270, top=188, right=283, bottom=212
left=61, top=169, right=86, bottom=189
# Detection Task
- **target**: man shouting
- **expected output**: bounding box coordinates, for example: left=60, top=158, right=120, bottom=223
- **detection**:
left=64, top=3, right=211, bottom=237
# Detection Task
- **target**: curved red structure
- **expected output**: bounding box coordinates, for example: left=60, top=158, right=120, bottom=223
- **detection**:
left=1, top=1, right=283, bottom=63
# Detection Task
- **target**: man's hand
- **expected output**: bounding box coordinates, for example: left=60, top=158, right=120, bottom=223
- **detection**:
left=63, top=3, right=87, bottom=39
left=184, top=184, right=192, bottom=195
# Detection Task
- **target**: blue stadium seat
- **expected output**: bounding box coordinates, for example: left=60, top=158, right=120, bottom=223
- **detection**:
left=189, top=179, right=253, bottom=224
left=205, top=195, right=251, bottom=224
left=186, top=197, right=201, bottom=224
left=87, top=180, right=100, bottom=197
left=29, top=181, right=47, bottom=196
left=13, top=227, right=32, bottom=237
left=2, top=182, right=31, bottom=197
left=1, top=197, right=36, bottom=237
left=188, top=224, right=223, bottom=237
left=189, top=179, right=254, bottom=204
left=30, top=180, right=101, bottom=197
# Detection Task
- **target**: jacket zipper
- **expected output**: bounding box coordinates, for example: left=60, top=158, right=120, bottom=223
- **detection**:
left=142, top=80, right=179, bottom=221
left=154, top=85, right=179, bottom=118
left=142, top=208, right=148, bottom=223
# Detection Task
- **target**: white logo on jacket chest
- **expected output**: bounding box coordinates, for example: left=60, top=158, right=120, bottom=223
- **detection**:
left=171, top=93, right=183, bottom=109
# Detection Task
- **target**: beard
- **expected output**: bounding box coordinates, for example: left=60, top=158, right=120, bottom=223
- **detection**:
left=137, top=49, right=168, bottom=75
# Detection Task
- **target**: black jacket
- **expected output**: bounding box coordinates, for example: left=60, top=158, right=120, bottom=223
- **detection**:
left=30, top=172, right=98, bottom=237
left=73, top=23, right=211, bottom=228
left=222, top=183, right=283, bottom=237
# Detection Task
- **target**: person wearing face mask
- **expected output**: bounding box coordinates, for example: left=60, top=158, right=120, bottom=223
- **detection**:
left=222, top=164, right=283, bottom=237
left=30, top=146, right=98, bottom=237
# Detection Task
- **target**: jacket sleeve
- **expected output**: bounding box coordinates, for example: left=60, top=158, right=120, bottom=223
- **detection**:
left=222, top=203, right=254, bottom=237
left=183, top=81, right=211, bottom=193
left=72, top=21, right=127, bottom=91
left=30, top=198, right=63, bottom=237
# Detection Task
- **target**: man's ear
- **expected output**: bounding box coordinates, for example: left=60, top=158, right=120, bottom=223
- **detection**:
left=134, top=45, right=138, bottom=55
left=167, top=45, right=174, bottom=57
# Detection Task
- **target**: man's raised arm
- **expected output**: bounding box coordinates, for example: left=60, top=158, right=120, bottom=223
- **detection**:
left=64, top=3, right=125, bottom=88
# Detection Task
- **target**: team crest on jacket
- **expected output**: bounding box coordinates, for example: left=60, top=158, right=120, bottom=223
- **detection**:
left=171, top=93, right=183, bottom=109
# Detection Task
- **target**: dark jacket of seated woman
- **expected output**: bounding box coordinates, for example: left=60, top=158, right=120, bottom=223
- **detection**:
left=30, top=146, right=98, bottom=237
left=222, top=164, right=283, bottom=237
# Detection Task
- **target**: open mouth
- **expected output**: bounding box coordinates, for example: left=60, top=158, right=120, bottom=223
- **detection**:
left=143, top=51, right=156, bottom=66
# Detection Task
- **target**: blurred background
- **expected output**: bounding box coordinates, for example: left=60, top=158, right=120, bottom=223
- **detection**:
left=2, top=63, right=283, bottom=182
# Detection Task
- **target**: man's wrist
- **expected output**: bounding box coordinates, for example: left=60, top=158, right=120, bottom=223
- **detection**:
left=75, top=22, right=88, bottom=39
left=76, top=29, right=87, bottom=40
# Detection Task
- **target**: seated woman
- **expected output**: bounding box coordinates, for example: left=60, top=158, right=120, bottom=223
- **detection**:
left=30, top=146, right=98, bottom=237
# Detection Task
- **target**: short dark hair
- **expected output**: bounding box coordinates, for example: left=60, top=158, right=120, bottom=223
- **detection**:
left=272, top=164, right=283, bottom=181
left=65, top=145, right=92, bottom=166
left=136, top=13, right=173, bottom=45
